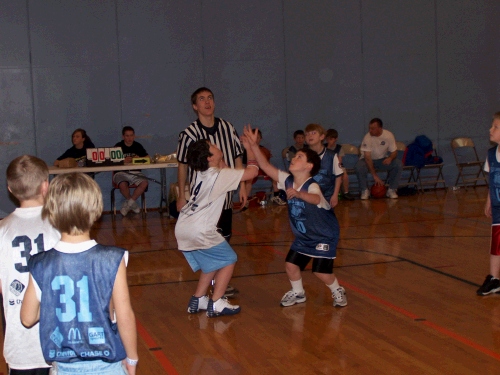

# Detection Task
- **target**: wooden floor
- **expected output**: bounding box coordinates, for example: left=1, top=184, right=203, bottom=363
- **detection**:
left=2, top=186, right=500, bottom=374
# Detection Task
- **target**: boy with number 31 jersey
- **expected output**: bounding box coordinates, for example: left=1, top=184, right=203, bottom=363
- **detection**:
left=0, top=155, right=60, bottom=374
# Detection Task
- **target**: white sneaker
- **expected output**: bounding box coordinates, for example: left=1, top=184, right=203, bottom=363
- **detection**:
left=332, top=286, right=347, bottom=307
left=280, top=290, right=306, bottom=307
left=128, top=199, right=141, bottom=213
left=187, top=295, right=209, bottom=313
left=120, top=201, right=130, bottom=216
left=207, top=297, right=240, bottom=317
left=386, top=188, right=398, bottom=199
left=360, top=189, right=370, bottom=200
left=271, top=195, right=287, bottom=206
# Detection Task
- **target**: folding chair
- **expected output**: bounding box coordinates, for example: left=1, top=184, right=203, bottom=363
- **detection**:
left=415, top=142, right=446, bottom=191
left=110, top=172, right=147, bottom=215
left=396, top=141, right=418, bottom=189
left=341, top=144, right=360, bottom=193
left=451, top=137, right=487, bottom=188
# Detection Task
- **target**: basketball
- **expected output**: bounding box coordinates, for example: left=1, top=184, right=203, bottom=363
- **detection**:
left=370, top=184, right=387, bottom=199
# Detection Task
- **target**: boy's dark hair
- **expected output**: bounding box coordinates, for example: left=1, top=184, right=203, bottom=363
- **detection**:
left=325, top=128, right=338, bottom=139
left=7, top=155, right=48, bottom=201
left=293, top=130, right=305, bottom=139
left=191, top=87, right=214, bottom=105
left=494, top=112, right=500, bottom=121
left=187, top=139, right=212, bottom=172
left=122, top=126, right=135, bottom=135
left=369, top=118, right=383, bottom=127
left=298, top=149, right=321, bottom=176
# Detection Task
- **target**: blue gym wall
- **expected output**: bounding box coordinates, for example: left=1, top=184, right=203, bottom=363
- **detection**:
left=1, top=0, right=499, bottom=216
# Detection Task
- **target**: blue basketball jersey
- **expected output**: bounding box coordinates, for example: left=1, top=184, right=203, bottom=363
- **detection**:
left=488, top=146, right=500, bottom=224
left=285, top=175, right=339, bottom=258
left=28, top=244, right=127, bottom=363
left=313, top=148, right=337, bottom=201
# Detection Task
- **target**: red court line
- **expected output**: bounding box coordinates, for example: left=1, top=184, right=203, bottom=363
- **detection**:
left=343, top=281, right=500, bottom=362
left=136, top=318, right=179, bottom=375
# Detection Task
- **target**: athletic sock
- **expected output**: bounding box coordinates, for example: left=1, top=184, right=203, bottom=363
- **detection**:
left=290, top=279, right=305, bottom=295
left=326, top=278, right=340, bottom=293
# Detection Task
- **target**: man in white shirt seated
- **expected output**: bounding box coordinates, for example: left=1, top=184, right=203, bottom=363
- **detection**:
left=354, top=118, right=403, bottom=199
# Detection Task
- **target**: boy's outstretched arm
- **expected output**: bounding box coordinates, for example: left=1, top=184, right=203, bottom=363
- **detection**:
left=242, top=125, right=280, bottom=181
left=113, top=259, right=138, bottom=375
left=20, top=275, right=40, bottom=328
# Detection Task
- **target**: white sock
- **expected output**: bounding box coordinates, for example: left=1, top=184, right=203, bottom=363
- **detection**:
left=128, top=198, right=135, bottom=204
left=290, top=279, right=304, bottom=294
left=327, top=278, right=340, bottom=293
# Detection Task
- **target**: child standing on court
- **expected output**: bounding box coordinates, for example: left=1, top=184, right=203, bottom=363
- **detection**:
left=21, top=173, right=138, bottom=375
left=243, top=125, right=347, bottom=308
left=325, top=128, right=354, bottom=200
left=0, top=155, right=61, bottom=374
left=175, top=139, right=258, bottom=317
left=478, top=111, right=500, bottom=295
left=304, top=124, right=343, bottom=207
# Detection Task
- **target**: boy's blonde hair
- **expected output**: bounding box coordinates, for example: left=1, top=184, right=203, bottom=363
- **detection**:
left=7, top=155, right=48, bottom=202
left=305, top=123, right=325, bottom=135
left=43, top=173, right=103, bottom=235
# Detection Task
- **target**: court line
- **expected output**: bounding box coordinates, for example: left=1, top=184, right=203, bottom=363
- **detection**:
left=136, top=318, right=179, bottom=375
left=233, top=228, right=500, bottom=361
left=343, top=281, right=500, bottom=362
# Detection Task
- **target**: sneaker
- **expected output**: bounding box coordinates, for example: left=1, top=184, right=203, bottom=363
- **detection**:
left=128, top=199, right=141, bottom=214
left=360, top=189, right=370, bottom=200
left=271, top=195, right=287, bottom=206
left=224, top=284, right=238, bottom=298
left=120, top=201, right=130, bottom=216
left=187, top=295, right=209, bottom=313
left=280, top=290, right=306, bottom=307
left=206, top=297, right=241, bottom=317
left=343, top=192, right=355, bottom=201
left=386, top=188, right=398, bottom=199
left=476, top=275, right=500, bottom=295
left=332, top=286, right=347, bottom=307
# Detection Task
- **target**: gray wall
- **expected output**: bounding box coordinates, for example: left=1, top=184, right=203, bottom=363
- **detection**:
left=1, top=0, right=499, bottom=216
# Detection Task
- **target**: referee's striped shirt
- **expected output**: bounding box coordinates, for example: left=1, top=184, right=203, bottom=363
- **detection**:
left=177, top=118, right=243, bottom=210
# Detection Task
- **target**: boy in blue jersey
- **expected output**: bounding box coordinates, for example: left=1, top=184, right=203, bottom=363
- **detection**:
left=304, top=124, right=343, bottom=207
left=21, top=173, right=138, bottom=375
left=242, top=125, right=347, bottom=307
left=478, top=112, right=500, bottom=295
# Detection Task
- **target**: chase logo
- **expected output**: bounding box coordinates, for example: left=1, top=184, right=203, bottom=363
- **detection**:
left=88, top=327, right=105, bottom=345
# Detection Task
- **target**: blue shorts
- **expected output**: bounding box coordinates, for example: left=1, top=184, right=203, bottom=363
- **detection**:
left=182, top=240, right=237, bottom=273
left=53, top=360, right=126, bottom=375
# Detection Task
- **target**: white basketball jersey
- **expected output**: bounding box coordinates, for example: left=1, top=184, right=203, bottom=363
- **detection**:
left=0, top=206, right=60, bottom=369
left=175, top=167, right=243, bottom=251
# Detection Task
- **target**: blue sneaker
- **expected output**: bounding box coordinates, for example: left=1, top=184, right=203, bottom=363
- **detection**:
left=187, top=295, right=209, bottom=313
left=206, top=297, right=241, bottom=317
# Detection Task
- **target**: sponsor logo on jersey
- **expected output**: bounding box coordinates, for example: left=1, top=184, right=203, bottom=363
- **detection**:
left=316, top=243, right=330, bottom=251
left=50, top=326, right=64, bottom=348
left=9, top=279, right=25, bottom=296
left=68, top=327, right=83, bottom=344
left=80, top=350, right=109, bottom=357
left=88, top=327, right=105, bottom=345
left=9, top=299, right=14, bottom=306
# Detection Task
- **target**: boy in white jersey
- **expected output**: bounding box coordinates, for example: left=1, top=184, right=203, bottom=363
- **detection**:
left=175, top=139, right=258, bottom=317
left=0, top=155, right=60, bottom=374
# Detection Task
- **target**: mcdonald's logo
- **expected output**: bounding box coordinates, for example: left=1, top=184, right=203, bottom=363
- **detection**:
left=68, top=328, right=82, bottom=342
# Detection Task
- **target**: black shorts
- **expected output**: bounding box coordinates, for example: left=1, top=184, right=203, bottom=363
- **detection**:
left=9, top=368, right=50, bottom=375
left=285, top=249, right=334, bottom=274
left=217, top=208, right=233, bottom=239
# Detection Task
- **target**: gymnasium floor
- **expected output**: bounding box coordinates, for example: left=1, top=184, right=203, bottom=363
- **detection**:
left=1, top=186, right=499, bottom=374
